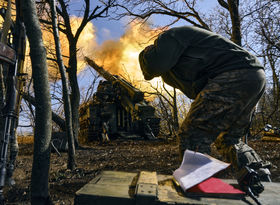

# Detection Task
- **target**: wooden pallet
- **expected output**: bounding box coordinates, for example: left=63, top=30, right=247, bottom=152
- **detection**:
left=75, top=170, right=280, bottom=205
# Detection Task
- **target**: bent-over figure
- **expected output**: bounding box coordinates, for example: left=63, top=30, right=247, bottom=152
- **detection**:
left=139, top=26, right=270, bottom=183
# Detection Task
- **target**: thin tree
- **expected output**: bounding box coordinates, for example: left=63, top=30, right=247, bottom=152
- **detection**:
left=253, top=0, right=280, bottom=129
left=22, top=0, right=52, bottom=204
left=218, top=0, right=241, bottom=45
left=50, top=0, right=75, bottom=170
left=147, top=82, right=180, bottom=136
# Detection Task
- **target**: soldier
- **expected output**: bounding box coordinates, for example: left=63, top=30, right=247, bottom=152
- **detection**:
left=99, top=107, right=111, bottom=144
left=139, top=26, right=271, bottom=182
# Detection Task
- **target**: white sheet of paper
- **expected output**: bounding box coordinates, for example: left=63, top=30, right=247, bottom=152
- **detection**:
left=173, top=150, right=230, bottom=191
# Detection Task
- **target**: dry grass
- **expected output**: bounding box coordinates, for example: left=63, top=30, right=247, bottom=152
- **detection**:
left=17, top=135, right=34, bottom=144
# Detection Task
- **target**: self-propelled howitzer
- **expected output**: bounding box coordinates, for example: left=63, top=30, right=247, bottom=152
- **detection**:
left=80, top=57, right=160, bottom=141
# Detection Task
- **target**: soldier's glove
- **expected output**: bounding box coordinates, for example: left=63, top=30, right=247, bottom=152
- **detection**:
left=257, top=168, right=271, bottom=182
left=237, top=166, right=264, bottom=197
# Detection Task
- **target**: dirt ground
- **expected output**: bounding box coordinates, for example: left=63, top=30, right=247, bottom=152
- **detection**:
left=3, top=137, right=280, bottom=205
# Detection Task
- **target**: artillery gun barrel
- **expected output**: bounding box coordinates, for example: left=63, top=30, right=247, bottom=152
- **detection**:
left=85, top=56, right=144, bottom=102
left=85, top=57, right=116, bottom=82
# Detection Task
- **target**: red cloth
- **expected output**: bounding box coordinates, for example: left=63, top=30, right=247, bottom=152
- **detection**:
left=187, top=177, right=245, bottom=195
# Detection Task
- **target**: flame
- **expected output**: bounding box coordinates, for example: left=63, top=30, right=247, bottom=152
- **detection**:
left=40, top=16, right=97, bottom=79
left=22, top=16, right=97, bottom=80
left=92, top=21, right=172, bottom=96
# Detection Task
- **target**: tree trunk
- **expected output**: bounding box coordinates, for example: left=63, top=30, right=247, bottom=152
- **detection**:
left=22, top=0, right=52, bottom=204
left=68, top=46, right=80, bottom=148
left=172, top=88, right=179, bottom=132
left=227, top=0, right=241, bottom=45
left=50, top=0, right=75, bottom=170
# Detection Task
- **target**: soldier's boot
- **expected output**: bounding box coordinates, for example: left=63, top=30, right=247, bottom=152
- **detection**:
left=215, top=132, right=271, bottom=195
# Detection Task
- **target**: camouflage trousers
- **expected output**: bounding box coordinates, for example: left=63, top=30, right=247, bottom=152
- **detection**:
left=178, top=68, right=269, bottom=172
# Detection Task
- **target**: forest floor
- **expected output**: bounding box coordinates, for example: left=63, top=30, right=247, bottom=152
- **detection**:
left=3, top=136, right=280, bottom=205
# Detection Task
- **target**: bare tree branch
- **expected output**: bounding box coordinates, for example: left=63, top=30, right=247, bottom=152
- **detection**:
left=218, top=0, right=229, bottom=10
left=114, top=0, right=211, bottom=30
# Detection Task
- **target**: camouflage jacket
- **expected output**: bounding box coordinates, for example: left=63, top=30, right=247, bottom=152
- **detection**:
left=139, top=26, right=264, bottom=99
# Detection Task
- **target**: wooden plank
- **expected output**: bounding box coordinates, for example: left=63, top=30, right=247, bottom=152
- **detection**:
left=135, top=171, right=158, bottom=205
left=137, top=171, right=158, bottom=185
